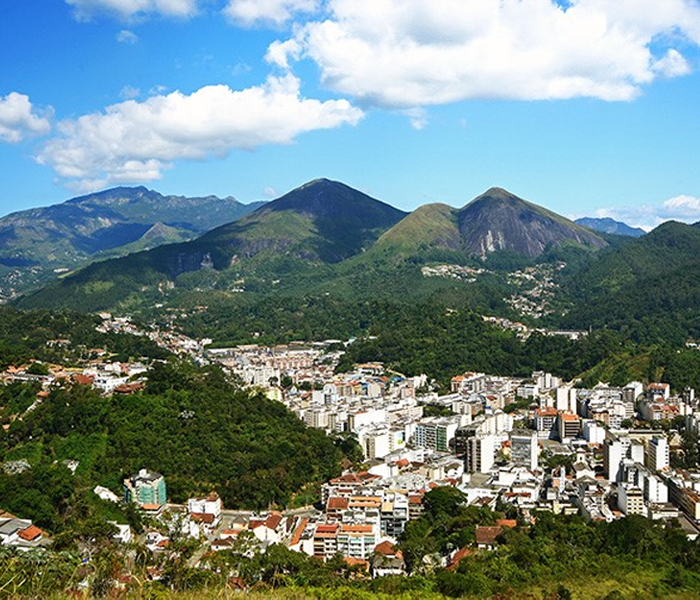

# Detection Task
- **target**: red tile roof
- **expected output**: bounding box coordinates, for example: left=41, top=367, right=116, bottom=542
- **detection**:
left=343, top=557, right=369, bottom=570
left=496, top=519, right=517, bottom=528
left=290, top=517, right=309, bottom=547
left=374, top=540, right=402, bottom=558
left=448, top=546, right=474, bottom=570
left=190, top=512, right=215, bottom=524
left=18, top=525, right=44, bottom=541
left=340, top=524, right=374, bottom=534
left=475, top=526, right=502, bottom=545
left=327, top=497, right=349, bottom=511
left=265, top=513, right=283, bottom=530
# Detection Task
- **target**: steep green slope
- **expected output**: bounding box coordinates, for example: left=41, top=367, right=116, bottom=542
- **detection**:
left=16, top=179, right=408, bottom=312
left=373, top=203, right=461, bottom=253
left=198, top=178, right=407, bottom=264
left=0, top=361, right=345, bottom=519
left=565, top=221, right=700, bottom=298
left=559, top=221, right=700, bottom=342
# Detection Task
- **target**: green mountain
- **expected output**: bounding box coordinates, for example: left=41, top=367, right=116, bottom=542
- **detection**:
left=575, top=216, right=646, bottom=237
left=560, top=221, right=700, bottom=342
left=16, top=179, right=408, bottom=311
left=196, top=178, right=408, bottom=266
left=373, top=187, right=607, bottom=260
left=0, top=186, right=264, bottom=300
left=565, top=221, right=700, bottom=298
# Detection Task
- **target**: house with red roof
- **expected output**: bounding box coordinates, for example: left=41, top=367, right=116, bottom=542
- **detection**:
left=371, top=541, right=405, bottom=577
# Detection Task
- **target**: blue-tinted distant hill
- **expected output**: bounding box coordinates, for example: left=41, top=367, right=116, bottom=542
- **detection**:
left=0, top=186, right=264, bottom=300
left=575, top=217, right=645, bottom=238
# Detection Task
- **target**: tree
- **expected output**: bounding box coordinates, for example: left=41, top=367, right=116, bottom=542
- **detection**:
left=681, top=428, right=700, bottom=468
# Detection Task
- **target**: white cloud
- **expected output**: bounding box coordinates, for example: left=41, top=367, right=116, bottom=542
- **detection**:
left=66, top=0, right=198, bottom=21
left=653, top=49, right=691, bottom=77
left=581, top=193, right=700, bottom=230
left=263, top=186, right=279, bottom=198
left=224, top=0, right=320, bottom=27
left=402, top=108, right=428, bottom=130
left=36, top=74, right=363, bottom=190
left=119, top=85, right=141, bottom=99
left=0, top=93, right=52, bottom=143
left=267, top=0, right=700, bottom=109
left=660, top=195, right=700, bottom=220
left=116, top=29, right=139, bottom=44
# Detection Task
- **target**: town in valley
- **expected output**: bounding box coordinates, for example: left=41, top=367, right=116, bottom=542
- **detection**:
left=2, top=311, right=699, bottom=588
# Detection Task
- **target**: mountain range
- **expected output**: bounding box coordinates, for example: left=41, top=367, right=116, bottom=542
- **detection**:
left=12, top=177, right=700, bottom=346
left=574, top=217, right=646, bottom=238
left=0, top=186, right=264, bottom=300
left=16, top=179, right=610, bottom=312
left=374, top=187, right=606, bottom=259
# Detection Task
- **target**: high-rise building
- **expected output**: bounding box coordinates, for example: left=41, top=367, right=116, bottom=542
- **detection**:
left=123, top=469, right=167, bottom=506
left=618, top=484, right=645, bottom=516
left=511, top=431, right=538, bottom=470
left=465, top=435, right=495, bottom=474
left=557, top=412, right=580, bottom=442
left=414, top=417, right=460, bottom=452
left=604, top=438, right=627, bottom=483
left=646, top=436, right=670, bottom=472
left=535, top=407, right=558, bottom=439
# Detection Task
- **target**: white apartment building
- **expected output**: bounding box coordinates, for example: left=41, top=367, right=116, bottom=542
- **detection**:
left=511, top=431, right=538, bottom=471
left=465, top=434, right=495, bottom=474
left=646, top=436, right=670, bottom=472
left=618, top=484, right=645, bottom=516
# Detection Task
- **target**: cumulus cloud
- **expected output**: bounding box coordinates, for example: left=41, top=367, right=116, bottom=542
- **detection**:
left=116, top=29, right=139, bottom=44
left=66, top=0, right=198, bottom=21
left=582, top=194, right=700, bottom=230
left=660, top=195, right=700, bottom=220
left=36, top=74, right=362, bottom=190
left=0, top=93, right=52, bottom=143
left=224, top=0, right=320, bottom=27
left=267, top=0, right=700, bottom=109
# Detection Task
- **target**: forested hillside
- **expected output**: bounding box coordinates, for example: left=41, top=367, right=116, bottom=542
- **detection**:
left=0, top=306, right=169, bottom=368
left=0, top=360, right=348, bottom=532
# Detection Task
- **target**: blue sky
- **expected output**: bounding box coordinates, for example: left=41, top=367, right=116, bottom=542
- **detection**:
left=1, top=0, right=700, bottom=229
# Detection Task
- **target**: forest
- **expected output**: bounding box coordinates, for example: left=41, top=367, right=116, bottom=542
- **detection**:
left=0, top=305, right=169, bottom=369
left=0, top=360, right=350, bottom=533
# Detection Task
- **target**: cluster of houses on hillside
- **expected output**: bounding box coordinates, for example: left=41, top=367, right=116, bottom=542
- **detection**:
left=4, top=325, right=700, bottom=575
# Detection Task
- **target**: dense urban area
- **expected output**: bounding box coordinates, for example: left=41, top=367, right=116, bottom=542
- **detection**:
left=2, top=311, right=700, bottom=597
